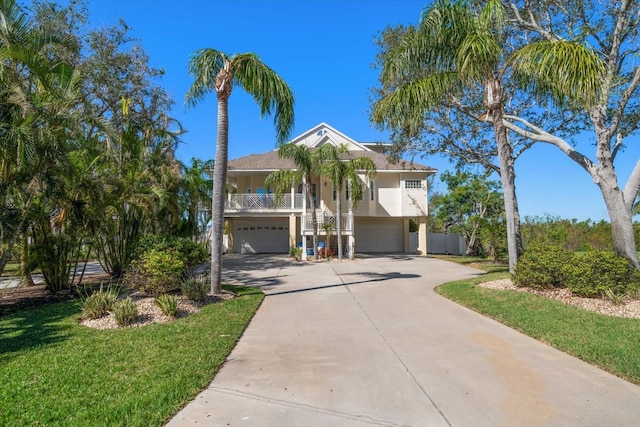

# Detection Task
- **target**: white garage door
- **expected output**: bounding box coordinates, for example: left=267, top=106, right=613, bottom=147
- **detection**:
left=233, top=219, right=289, bottom=254
left=355, top=218, right=403, bottom=253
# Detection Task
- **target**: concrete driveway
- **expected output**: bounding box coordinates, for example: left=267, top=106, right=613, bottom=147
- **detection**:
left=168, top=254, right=640, bottom=427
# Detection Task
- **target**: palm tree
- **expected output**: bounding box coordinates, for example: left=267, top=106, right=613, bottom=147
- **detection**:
left=0, top=0, right=84, bottom=280
left=186, top=49, right=295, bottom=294
left=264, top=143, right=334, bottom=260
left=319, top=144, right=376, bottom=260
left=372, top=0, right=603, bottom=272
left=179, top=157, right=213, bottom=243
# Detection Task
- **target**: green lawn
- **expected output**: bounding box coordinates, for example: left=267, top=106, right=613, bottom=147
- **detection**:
left=0, top=285, right=264, bottom=426
left=435, top=265, right=640, bottom=385
left=0, top=262, right=20, bottom=277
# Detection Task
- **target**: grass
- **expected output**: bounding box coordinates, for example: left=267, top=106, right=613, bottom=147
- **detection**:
left=434, top=254, right=510, bottom=274
left=1, top=262, right=21, bottom=277
left=435, top=256, right=640, bottom=385
left=0, top=284, right=264, bottom=426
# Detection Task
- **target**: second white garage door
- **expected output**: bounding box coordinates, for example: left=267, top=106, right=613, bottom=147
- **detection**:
left=233, top=219, right=289, bottom=254
left=354, top=218, right=403, bottom=253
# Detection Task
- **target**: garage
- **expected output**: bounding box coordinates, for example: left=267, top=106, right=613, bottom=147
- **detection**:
left=232, top=219, right=289, bottom=254
left=355, top=218, right=403, bottom=253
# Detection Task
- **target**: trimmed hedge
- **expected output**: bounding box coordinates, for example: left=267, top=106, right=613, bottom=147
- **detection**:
left=513, top=244, right=574, bottom=289
left=514, top=245, right=640, bottom=298
left=564, top=251, right=640, bottom=297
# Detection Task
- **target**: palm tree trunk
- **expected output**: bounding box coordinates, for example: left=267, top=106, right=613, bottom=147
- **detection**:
left=20, top=229, right=34, bottom=286
left=308, top=181, right=319, bottom=260
left=336, top=188, right=343, bottom=260
left=210, top=95, right=230, bottom=294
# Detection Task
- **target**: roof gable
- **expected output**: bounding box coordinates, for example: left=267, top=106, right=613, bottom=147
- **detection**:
left=227, top=123, right=436, bottom=174
left=287, top=122, right=369, bottom=151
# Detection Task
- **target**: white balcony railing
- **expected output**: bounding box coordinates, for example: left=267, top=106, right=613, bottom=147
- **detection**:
left=225, top=193, right=303, bottom=211
left=303, top=213, right=353, bottom=233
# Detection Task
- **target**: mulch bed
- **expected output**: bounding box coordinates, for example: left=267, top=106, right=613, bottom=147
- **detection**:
left=0, top=274, right=112, bottom=317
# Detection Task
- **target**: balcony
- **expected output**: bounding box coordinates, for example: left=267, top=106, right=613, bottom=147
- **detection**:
left=303, top=213, right=353, bottom=233
left=224, top=193, right=303, bottom=212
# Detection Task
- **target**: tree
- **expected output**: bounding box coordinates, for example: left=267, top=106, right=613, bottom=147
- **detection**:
left=178, top=157, right=213, bottom=244
left=94, top=98, right=180, bottom=278
left=371, top=0, right=604, bottom=272
left=0, top=0, right=84, bottom=281
left=501, top=0, right=640, bottom=269
left=319, top=144, right=376, bottom=260
left=433, top=171, right=504, bottom=256
left=72, top=16, right=183, bottom=277
left=0, top=0, right=188, bottom=284
left=264, top=143, right=332, bottom=260
left=186, top=49, right=295, bottom=293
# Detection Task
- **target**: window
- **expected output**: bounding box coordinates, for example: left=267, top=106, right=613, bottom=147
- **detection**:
left=332, top=185, right=337, bottom=201
left=405, top=180, right=422, bottom=189
left=370, top=180, right=375, bottom=201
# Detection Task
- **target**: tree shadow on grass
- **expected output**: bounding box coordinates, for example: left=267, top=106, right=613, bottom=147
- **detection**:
left=0, top=301, right=76, bottom=358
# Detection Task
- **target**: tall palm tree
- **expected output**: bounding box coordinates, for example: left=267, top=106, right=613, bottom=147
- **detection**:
left=186, top=49, right=295, bottom=293
left=319, top=144, right=376, bottom=260
left=372, top=0, right=603, bottom=272
left=264, top=143, right=333, bottom=260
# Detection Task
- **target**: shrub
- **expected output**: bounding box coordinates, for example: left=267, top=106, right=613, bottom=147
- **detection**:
left=134, top=234, right=208, bottom=270
left=603, top=287, right=629, bottom=305
left=112, top=297, right=138, bottom=326
left=181, top=277, right=209, bottom=302
left=155, top=294, right=178, bottom=317
left=81, top=283, right=120, bottom=319
left=513, top=244, right=574, bottom=289
left=289, top=246, right=302, bottom=261
left=125, top=249, right=185, bottom=295
left=171, top=239, right=208, bottom=269
left=563, top=251, right=640, bottom=298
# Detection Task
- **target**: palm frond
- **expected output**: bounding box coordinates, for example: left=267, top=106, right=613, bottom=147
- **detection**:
left=477, top=0, right=506, bottom=34
left=456, top=32, right=501, bottom=83
left=372, top=71, right=461, bottom=130
left=185, top=48, right=226, bottom=108
left=233, top=53, right=295, bottom=144
left=278, top=143, right=312, bottom=173
left=509, top=40, right=605, bottom=108
left=263, top=169, right=301, bottom=196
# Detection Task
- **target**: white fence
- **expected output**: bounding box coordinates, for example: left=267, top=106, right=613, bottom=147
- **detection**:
left=409, top=232, right=466, bottom=255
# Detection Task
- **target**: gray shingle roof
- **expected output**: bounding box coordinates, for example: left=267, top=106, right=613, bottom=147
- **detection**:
left=228, top=150, right=435, bottom=172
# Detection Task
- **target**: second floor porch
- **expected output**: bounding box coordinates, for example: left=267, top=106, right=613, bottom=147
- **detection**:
left=225, top=193, right=304, bottom=212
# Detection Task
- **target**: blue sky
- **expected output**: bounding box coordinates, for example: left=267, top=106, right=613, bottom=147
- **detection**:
left=81, top=0, right=640, bottom=222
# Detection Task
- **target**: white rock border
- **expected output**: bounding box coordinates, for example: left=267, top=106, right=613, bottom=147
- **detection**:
left=478, top=279, right=640, bottom=319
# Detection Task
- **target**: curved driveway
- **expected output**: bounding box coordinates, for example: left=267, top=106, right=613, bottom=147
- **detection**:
left=168, top=254, right=640, bottom=427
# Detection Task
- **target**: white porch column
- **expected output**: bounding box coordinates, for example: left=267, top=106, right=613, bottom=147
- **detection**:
left=348, top=233, right=355, bottom=259
left=227, top=218, right=234, bottom=254
left=347, top=205, right=354, bottom=259
left=418, top=216, right=427, bottom=256
left=403, top=218, right=410, bottom=253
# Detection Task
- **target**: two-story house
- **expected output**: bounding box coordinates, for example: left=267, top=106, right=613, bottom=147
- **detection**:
left=223, top=123, right=436, bottom=259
